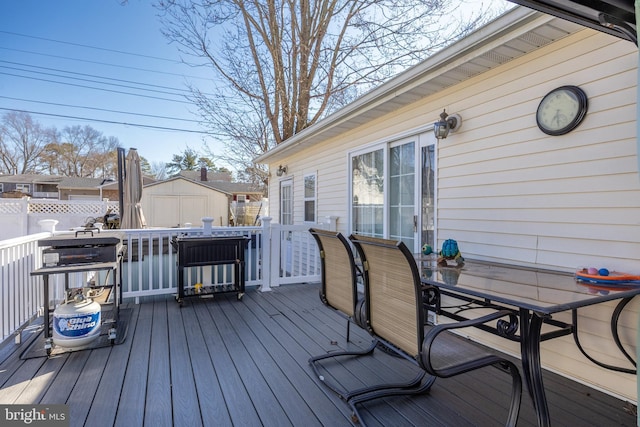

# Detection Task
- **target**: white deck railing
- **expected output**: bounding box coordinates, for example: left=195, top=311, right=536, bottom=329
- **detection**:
left=0, top=218, right=330, bottom=344
left=0, top=233, right=48, bottom=343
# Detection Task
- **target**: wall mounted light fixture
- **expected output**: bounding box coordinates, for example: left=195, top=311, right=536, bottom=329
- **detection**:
left=276, top=165, right=288, bottom=177
left=433, top=109, right=462, bottom=139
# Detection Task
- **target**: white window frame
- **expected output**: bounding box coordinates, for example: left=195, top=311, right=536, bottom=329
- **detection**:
left=279, top=178, right=294, bottom=225
left=15, top=184, right=30, bottom=193
left=303, top=173, right=317, bottom=223
left=349, top=145, right=386, bottom=238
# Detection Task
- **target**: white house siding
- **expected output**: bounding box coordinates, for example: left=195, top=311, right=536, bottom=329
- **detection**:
left=432, top=29, right=640, bottom=401
left=142, top=179, right=230, bottom=227
left=266, top=26, right=639, bottom=401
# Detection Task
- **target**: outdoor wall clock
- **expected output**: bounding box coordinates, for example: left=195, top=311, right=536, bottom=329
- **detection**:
left=536, top=85, right=588, bottom=136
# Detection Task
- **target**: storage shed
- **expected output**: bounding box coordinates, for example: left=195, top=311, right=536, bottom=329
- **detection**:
left=141, top=176, right=231, bottom=227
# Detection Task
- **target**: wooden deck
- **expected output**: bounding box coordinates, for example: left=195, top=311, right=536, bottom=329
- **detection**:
left=0, top=283, right=636, bottom=426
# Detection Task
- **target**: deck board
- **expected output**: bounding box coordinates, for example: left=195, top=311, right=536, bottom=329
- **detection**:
left=144, top=300, right=173, bottom=427
left=83, top=303, right=138, bottom=427
left=207, top=298, right=293, bottom=427
left=191, top=301, right=262, bottom=427
left=236, top=292, right=351, bottom=426
left=182, top=303, right=233, bottom=427
left=217, top=297, right=325, bottom=426
left=115, top=302, right=152, bottom=427
left=66, top=346, right=111, bottom=427
left=166, top=300, right=203, bottom=427
left=0, top=283, right=635, bottom=427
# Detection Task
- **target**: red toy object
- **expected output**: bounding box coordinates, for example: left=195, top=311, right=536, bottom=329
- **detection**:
left=575, top=270, right=640, bottom=285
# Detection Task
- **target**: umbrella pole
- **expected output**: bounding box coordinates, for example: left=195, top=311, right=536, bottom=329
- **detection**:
left=117, top=147, right=126, bottom=227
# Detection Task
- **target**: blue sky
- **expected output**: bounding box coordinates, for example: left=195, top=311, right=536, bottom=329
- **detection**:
left=0, top=0, right=217, bottom=168
left=0, top=0, right=512, bottom=172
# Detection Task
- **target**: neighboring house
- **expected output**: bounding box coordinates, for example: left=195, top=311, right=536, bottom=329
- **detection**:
left=0, top=174, right=63, bottom=198
left=178, top=168, right=265, bottom=202
left=100, top=176, right=155, bottom=202
left=141, top=176, right=232, bottom=227
left=177, top=168, right=266, bottom=225
left=255, top=7, right=640, bottom=402
left=0, top=174, right=156, bottom=202
left=57, top=177, right=114, bottom=200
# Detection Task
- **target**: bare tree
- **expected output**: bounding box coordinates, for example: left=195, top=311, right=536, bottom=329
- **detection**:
left=42, top=125, right=121, bottom=178
left=157, top=0, right=498, bottom=182
left=150, top=161, right=168, bottom=180
left=0, top=112, right=55, bottom=174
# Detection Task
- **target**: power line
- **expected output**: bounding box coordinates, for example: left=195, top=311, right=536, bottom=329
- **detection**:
left=0, top=64, right=188, bottom=97
left=0, top=107, right=218, bottom=135
left=0, top=30, right=183, bottom=64
left=0, top=96, right=201, bottom=123
left=0, top=60, right=200, bottom=95
left=0, top=46, right=211, bottom=81
left=0, top=71, right=191, bottom=104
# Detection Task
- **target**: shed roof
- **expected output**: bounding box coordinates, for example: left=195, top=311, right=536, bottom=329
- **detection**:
left=201, top=181, right=263, bottom=195
left=143, top=176, right=233, bottom=196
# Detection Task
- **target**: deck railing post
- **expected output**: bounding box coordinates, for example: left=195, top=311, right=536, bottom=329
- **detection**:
left=270, top=220, right=282, bottom=288
left=259, top=217, right=273, bottom=292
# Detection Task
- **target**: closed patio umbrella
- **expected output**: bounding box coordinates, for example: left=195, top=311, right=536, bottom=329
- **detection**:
left=120, top=148, right=146, bottom=229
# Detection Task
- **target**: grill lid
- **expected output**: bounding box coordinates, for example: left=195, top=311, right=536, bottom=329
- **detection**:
left=38, top=231, right=125, bottom=248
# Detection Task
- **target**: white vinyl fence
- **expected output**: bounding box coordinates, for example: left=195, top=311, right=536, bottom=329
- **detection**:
left=0, top=198, right=119, bottom=241
left=0, top=217, right=335, bottom=345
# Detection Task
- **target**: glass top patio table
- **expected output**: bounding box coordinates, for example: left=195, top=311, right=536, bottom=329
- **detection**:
left=419, top=258, right=640, bottom=315
left=418, top=257, right=640, bottom=427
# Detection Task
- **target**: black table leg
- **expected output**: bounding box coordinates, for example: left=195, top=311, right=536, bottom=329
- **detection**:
left=520, top=309, right=550, bottom=427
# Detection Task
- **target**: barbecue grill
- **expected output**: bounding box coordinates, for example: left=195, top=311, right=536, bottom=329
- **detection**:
left=39, top=230, right=125, bottom=267
left=31, top=230, right=125, bottom=355
left=172, top=235, right=250, bottom=304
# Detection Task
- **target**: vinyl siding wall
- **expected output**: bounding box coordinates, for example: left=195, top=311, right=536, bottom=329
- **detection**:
left=267, top=28, right=639, bottom=401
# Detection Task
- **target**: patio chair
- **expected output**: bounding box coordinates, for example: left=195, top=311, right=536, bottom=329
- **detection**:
left=346, top=234, right=522, bottom=427
left=309, top=228, right=425, bottom=400
left=308, top=228, right=365, bottom=342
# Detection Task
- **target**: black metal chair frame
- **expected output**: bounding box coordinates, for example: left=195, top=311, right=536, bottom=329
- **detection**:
left=338, top=234, right=522, bottom=427
left=308, top=228, right=401, bottom=400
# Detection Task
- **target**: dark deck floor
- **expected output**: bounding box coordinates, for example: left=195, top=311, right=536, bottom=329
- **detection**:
left=0, top=283, right=636, bottom=426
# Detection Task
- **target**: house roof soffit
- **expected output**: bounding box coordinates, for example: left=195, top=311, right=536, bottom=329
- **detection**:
left=254, top=6, right=584, bottom=163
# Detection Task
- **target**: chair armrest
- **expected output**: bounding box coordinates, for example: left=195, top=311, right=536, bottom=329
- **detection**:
left=421, top=310, right=518, bottom=378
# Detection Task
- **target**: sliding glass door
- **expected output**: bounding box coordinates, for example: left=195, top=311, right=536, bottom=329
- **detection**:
left=351, top=134, right=435, bottom=252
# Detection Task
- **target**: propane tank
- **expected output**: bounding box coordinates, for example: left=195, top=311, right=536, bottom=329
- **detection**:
left=52, top=292, right=101, bottom=348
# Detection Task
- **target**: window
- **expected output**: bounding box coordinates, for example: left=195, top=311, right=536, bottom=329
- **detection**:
left=349, top=132, right=435, bottom=253
left=303, top=174, right=316, bottom=222
left=280, top=179, right=293, bottom=225
left=15, top=184, right=30, bottom=194
left=351, top=148, right=384, bottom=238
left=0, top=184, right=3, bottom=193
